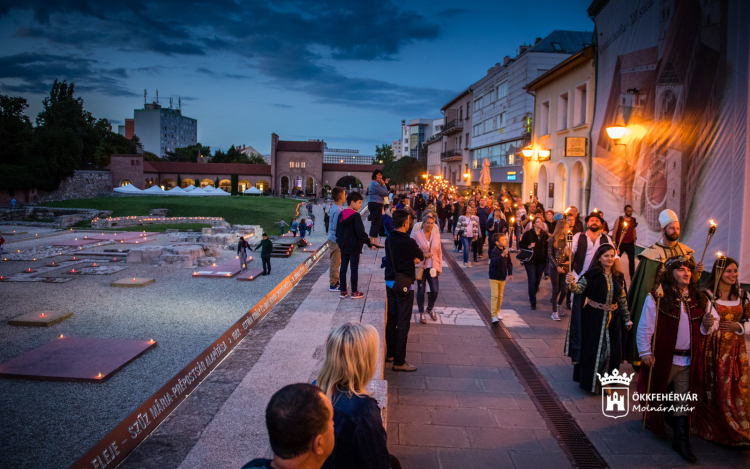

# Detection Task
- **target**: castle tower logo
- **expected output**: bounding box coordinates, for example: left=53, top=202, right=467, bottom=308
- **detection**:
left=597, top=369, right=634, bottom=419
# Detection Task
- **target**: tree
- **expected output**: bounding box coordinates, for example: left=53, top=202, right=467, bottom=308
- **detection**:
left=211, top=145, right=266, bottom=164
left=142, top=151, right=160, bottom=161
left=372, top=143, right=396, bottom=165
left=177, top=174, right=182, bottom=188
left=231, top=174, right=238, bottom=195
left=382, top=157, right=425, bottom=186
left=165, top=143, right=210, bottom=162
left=246, top=152, right=266, bottom=164
left=214, top=176, right=220, bottom=188
left=0, top=95, right=33, bottom=165
left=93, top=130, right=137, bottom=167
left=131, top=134, right=144, bottom=152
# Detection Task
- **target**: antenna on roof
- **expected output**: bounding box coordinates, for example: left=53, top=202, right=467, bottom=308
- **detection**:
left=169, top=97, right=173, bottom=109
left=179, top=97, right=182, bottom=110
left=156, top=89, right=159, bottom=104
left=144, top=89, right=147, bottom=106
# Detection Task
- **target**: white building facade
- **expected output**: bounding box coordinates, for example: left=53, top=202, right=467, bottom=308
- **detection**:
left=133, top=102, right=197, bottom=157
left=468, top=31, right=591, bottom=195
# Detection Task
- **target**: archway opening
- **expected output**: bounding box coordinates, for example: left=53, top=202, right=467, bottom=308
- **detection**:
left=538, top=166, right=548, bottom=208
left=120, top=179, right=132, bottom=187
left=335, top=176, right=361, bottom=188
left=554, top=163, right=567, bottom=212
left=281, top=176, right=289, bottom=195
left=256, top=180, right=270, bottom=194
left=305, top=177, right=314, bottom=195
left=161, top=178, right=176, bottom=189
left=219, top=179, right=231, bottom=192
left=200, top=179, right=215, bottom=188
left=181, top=178, right=195, bottom=188
left=570, top=162, right=585, bottom=213
left=238, top=179, right=251, bottom=192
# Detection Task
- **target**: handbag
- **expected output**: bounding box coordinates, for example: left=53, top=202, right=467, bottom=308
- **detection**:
left=516, top=248, right=533, bottom=263
left=387, top=240, right=413, bottom=298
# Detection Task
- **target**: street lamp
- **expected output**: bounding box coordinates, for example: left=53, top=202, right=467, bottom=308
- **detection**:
left=463, top=172, right=470, bottom=180
left=606, top=126, right=628, bottom=146
left=522, top=147, right=534, bottom=158
left=537, top=149, right=550, bottom=160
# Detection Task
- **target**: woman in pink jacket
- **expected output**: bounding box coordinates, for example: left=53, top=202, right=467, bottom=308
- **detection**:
left=412, top=213, right=443, bottom=324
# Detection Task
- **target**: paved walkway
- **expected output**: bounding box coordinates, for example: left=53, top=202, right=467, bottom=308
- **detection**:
left=450, top=232, right=750, bottom=469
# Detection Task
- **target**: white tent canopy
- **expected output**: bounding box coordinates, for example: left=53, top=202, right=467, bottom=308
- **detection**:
left=202, top=185, right=217, bottom=192
left=143, top=185, right=165, bottom=195
left=113, top=184, right=143, bottom=194
left=183, top=184, right=196, bottom=192
left=166, top=186, right=188, bottom=196
left=209, top=188, right=231, bottom=196
left=186, top=187, right=210, bottom=196
left=244, top=186, right=262, bottom=195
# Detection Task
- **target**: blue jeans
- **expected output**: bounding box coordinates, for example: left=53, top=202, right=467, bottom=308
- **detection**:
left=524, top=262, right=546, bottom=307
left=460, top=236, right=471, bottom=263
left=416, top=269, right=439, bottom=313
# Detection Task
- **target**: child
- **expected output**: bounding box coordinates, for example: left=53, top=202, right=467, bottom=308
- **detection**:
left=327, top=188, right=345, bottom=292
left=254, top=233, right=273, bottom=275
left=380, top=205, right=394, bottom=238
left=299, top=218, right=307, bottom=239
left=276, top=219, right=288, bottom=235
left=237, top=236, right=250, bottom=272
left=488, top=233, right=513, bottom=323
left=336, top=192, right=376, bottom=299
left=308, top=212, right=316, bottom=232
left=290, top=218, right=299, bottom=237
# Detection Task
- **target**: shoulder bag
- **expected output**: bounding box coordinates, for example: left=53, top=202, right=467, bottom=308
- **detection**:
left=388, top=240, right=414, bottom=298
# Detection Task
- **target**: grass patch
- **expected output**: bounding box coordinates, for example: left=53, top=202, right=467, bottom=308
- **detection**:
left=43, top=196, right=301, bottom=235
left=92, top=223, right=211, bottom=233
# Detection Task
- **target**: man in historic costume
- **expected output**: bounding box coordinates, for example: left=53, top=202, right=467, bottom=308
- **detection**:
left=637, top=256, right=719, bottom=463
left=625, top=209, right=704, bottom=366
left=564, top=211, right=621, bottom=365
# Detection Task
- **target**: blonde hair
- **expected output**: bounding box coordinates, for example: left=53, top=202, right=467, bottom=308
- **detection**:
left=316, top=322, right=379, bottom=400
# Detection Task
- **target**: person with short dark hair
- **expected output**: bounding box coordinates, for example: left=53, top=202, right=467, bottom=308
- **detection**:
left=368, top=170, right=390, bottom=245
left=613, top=204, right=637, bottom=277
left=336, top=192, right=377, bottom=299
left=242, top=383, right=335, bottom=469
left=237, top=236, right=250, bottom=272
left=385, top=209, right=424, bottom=372
left=327, top=188, right=346, bottom=291
left=254, top=233, right=273, bottom=275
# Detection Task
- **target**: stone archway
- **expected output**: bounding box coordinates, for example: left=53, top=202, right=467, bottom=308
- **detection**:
left=238, top=179, right=251, bottom=192
left=335, top=176, right=361, bottom=188
left=219, top=179, right=231, bottom=192
left=280, top=176, right=289, bottom=195
left=256, top=179, right=270, bottom=194
left=120, top=179, right=132, bottom=187
left=161, top=178, right=176, bottom=189
left=305, top=176, right=314, bottom=195
left=200, top=179, right=215, bottom=188
left=181, top=178, right=195, bottom=188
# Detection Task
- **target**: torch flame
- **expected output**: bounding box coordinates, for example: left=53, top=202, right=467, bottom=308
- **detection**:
left=710, top=219, right=716, bottom=227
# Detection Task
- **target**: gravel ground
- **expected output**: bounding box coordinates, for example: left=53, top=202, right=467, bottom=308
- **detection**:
left=0, top=205, right=330, bottom=468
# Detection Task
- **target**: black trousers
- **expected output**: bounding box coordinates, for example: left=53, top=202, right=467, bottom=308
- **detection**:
left=478, top=227, right=487, bottom=256
left=618, top=241, right=636, bottom=278
left=339, top=251, right=361, bottom=293
left=261, top=253, right=271, bottom=274
left=550, top=271, right=568, bottom=312
left=386, top=286, right=414, bottom=366
left=524, top=262, right=546, bottom=307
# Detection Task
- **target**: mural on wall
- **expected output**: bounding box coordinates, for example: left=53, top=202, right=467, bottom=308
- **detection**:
left=591, top=0, right=749, bottom=279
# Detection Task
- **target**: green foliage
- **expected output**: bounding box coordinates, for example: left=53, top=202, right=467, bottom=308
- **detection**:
left=176, top=174, right=182, bottom=187
left=142, top=151, right=161, bottom=161
left=230, top=174, right=239, bottom=195
left=215, top=176, right=220, bottom=188
left=165, top=143, right=210, bottom=162
left=0, top=96, right=33, bottom=165
left=44, top=196, right=300, bottom=235
left=382, top=157, right=425, bottom=185
left=94, top=131, right=137, bottom=167
left=372, top=143, right=396, bottom=165
left=211, top=145, right=266, bottom=164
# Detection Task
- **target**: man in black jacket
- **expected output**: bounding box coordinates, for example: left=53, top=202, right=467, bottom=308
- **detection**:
left=385, top=209, right=425, bottom=372
left=336, top=192, right=376, bottom=300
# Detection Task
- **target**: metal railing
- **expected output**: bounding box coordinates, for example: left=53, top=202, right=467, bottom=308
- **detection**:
left=442, top=119, right=464, bottom=134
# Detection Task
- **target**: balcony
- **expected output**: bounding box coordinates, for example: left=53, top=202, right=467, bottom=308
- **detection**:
left=441, top=149, right=463, bottom=161
left=442, top=119, right=464, bottom=135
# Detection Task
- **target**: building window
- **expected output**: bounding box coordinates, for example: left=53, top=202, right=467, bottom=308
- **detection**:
left=499, top=112, right=507, bottom=129
left=289, top=161, right=294, bottom=168
left=473, top=123, right=482, bottom=137
left=301, top=162, right=306, bottom=168
left=465, top=133, right=469, bottom=149
left=486, top=90, right=495, bottom=104
left=575, top=82, right=587, bottom=126
left=474, top=98, right=481, bottom=112
left=558, top=92, right=569, bottom=130
left=483, top=118, right=493, bottom=134
left=497, top=81, right=508, bottom=100
left=541, top=101, right=550, bottom=136
left=459, top=106, right=463, bottom=120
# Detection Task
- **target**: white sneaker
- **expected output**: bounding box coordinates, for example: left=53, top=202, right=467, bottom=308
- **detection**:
left=551, top=312, right=561, bottom=321
left=492, top=317, right=500, bottom=323
left=463, top=262, right=468, bottom=268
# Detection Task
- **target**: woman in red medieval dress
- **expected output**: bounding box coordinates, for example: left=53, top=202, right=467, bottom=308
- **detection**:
left=693, top=257, right=750, bottom=447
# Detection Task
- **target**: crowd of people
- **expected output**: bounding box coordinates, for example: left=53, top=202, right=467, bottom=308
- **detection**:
left=245, top=173, right=749, bottom=467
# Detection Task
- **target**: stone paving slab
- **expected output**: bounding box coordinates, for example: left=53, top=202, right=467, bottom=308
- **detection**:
left=8, top=310, right=73, bottom=327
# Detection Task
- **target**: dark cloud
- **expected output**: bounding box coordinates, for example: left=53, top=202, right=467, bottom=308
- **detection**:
left=0, top=0, right=446, bottom=111
left=270, top=103, right=293, bottom=109
left=438, top=8, right=470, bottom=16
left=0, top=52, right=138, bottom=96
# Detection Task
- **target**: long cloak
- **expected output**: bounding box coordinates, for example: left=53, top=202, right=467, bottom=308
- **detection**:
left=624, top=241, right=694, bottom=364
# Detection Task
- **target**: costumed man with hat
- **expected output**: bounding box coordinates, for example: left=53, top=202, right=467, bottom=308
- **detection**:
left=625, top=209, right=704, bottom=367
left=637, top=255, right=719, bottom=463
left=564, top=210, right=622, bottom=369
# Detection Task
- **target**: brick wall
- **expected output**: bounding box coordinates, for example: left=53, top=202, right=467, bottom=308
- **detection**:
left=110, top=154, right=145, bottom=189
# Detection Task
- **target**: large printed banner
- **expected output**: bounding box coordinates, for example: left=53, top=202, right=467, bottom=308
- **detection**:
left=590, top=0, right=750, bottom=281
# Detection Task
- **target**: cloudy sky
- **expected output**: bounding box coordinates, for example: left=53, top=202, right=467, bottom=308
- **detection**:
left=0, top=0, right=593, bottom=154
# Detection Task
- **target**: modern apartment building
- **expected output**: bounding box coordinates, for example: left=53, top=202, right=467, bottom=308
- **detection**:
left=397, top=118, right=443, bottom=162
left=468, top=31, right=591, bottom=195
left=322, top=143, right=375, bottom=165
left=125, top=101, right=198, bottom=157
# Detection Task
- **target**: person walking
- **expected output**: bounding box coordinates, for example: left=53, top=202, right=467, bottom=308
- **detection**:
left=452, top=198, right=464, bottom=251
left=368, top=170, right=390, bottom=246
left=489, top=233, right=513, bottom=323
left=237, top=236, right=250, bottom=272
left=612, top=204, right=637, bottom=278
left=437, top=197, right=449, bottom=233
left=290, top=218, right=299, bottom=237
left=10, top=198, right=16, bottom=209
left=323, top=204, right=330, bottom=234
left=455, top=206, right=479, bottom=268
left=254, top=233, right=273, bottom=275
left=385, top=209, right=424, bottom=372
left=414, top=193, right=426, bottom=223
left=476, top=198, right=490, bottom=258
left=299, top=218, right=307, bottom=240
left=412, top=213, right=442, bottom=324
left=336, top=192, right=377, bottom=299
left=519, top=217, right=549, bottom=310
left=276, top=219, right=288, bottom=235
left=327, top=188, right=345, bottom=292
left=547, top=220, right=570, bottom=321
